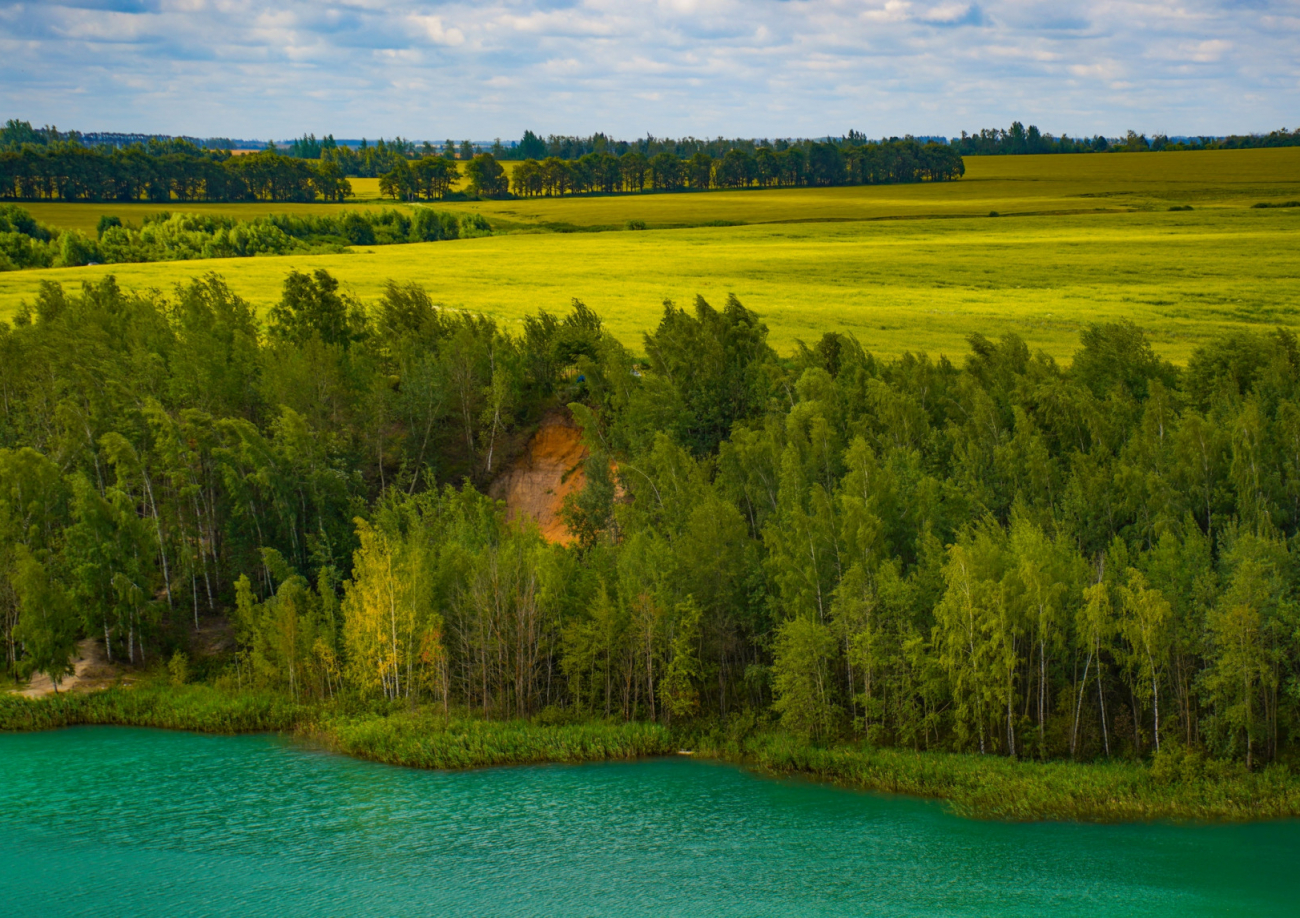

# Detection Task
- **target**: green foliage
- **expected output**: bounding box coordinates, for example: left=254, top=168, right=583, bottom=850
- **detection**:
left=11, top=546, right=77, bottom=688
left=464, top=153, right=509, bottom=199
left=268, top=269, right=365, bottom=348
left=771, top=616, right=838, bottom=737
left=168, top=650, right=189, bottom=685
left=8, top=264, right=1300, bottom=771
left=0, top=146, right=350, bottom=203
left=318, top=710, right=673, bottom=769
left=0, top=205, right=488, bottom=274
left=0, top=683, right=309, bottom=733
left=641, top=294, right=775, bottom=455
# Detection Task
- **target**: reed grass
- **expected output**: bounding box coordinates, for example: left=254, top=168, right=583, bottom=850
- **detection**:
left=315, top=709, right=673, bottom=769
left=698, top=730, right=1300, bottom=822
left=0, top=684, right=307, bottom=733
left=0, top=685, right=672, bottom=770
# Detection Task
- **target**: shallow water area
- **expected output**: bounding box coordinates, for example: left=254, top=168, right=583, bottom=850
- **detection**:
left=0, top=726, right=1295, bottom=916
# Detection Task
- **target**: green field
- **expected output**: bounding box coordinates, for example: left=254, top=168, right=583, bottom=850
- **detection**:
left=4, top=149, right=1298, bottom=361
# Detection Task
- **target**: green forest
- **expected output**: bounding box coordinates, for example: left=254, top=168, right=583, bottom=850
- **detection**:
left=4, top=270, right=1300, bottom=771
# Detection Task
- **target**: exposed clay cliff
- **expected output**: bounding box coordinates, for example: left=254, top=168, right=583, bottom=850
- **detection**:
left=488, top=410, right=588, bottom=545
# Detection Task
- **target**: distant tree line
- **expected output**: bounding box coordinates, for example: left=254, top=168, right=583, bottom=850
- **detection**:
left=0, top=119, right=234, bottom=152
left=507, top=140, right=964, bottom=197
left=953, top=122, right=1300, bottom=155
left=7, top=272, right=1300, bottom=767
left=284, top=134, right=511, bottom=179
left=0, top=144, right=352, bottom=204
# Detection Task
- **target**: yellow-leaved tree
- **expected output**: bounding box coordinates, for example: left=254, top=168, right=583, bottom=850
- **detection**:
left=342, top=518, right=447, bottom=706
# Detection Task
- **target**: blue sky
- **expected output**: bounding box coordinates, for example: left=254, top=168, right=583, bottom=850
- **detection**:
left=1, top=1, right=1296, bottom=140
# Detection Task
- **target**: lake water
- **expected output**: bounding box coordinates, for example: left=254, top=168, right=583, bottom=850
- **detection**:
left=0, top=727, right=1295, bottom=917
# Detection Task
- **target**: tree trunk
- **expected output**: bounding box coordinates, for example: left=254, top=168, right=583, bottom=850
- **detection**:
left=1072, top=652, right=1092, bottom=758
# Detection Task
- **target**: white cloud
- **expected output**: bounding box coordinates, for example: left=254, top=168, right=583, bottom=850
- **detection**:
left=1184, top=38, right=1230, bottom=62
left=920, top=3, right=981, bottom=25
left=0, top=1, right=1295, bottom=138
left=409, top=14, right=464, bottom=46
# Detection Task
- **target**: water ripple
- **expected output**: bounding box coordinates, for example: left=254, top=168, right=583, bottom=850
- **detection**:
left=0, top=727, right=1296, bottom=917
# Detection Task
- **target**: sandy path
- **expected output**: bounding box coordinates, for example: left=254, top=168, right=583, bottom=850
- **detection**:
left=17, top=637, right=118, bottom=698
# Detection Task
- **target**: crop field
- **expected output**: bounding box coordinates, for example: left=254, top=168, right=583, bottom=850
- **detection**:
left=3, top=149, right=1298, bottom=361
left=22, top=148, right=1299, bottom=236
left=444, top=148, right=1300, bottom=232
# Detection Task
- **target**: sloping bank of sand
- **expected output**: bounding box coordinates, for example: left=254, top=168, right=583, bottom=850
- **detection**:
left=15, top=638, right=119, bottom=699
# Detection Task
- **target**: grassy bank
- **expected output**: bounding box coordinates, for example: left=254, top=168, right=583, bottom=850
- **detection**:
left=0, top=685, right=672, bottom=770
left=0, top=684, right=309, bottom=733
left=315, top=709, right=673, bottom=769
left=697, top=731, right=1300, bottom=823
left=6, top=686, right=1298, bottom=821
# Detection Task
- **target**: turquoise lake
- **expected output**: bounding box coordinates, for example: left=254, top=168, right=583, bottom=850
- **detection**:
left=0, top=727, right=1296, bottom=916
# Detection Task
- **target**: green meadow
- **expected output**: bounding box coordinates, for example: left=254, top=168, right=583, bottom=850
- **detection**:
left=3, top=148, right=1298, bottom=361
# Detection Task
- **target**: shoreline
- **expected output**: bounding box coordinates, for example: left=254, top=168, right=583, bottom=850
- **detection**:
left=3, top=684, right=1298, bottom=824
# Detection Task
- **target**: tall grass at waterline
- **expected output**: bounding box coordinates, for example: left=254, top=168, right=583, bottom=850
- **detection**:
left=699, top=731, right=1300, bottom=822
left=0, top=684, right=308, bottom=733
left=316, top=709, right=674, bottom=769
left=6, top=685, right=1300, bottom=821
left=0, top=685, right=673, bottom=770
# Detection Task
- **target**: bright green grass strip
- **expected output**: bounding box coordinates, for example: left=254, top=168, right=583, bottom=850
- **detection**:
left=0, top=686, right=672, bottom=770
left=0, top=684, right=308, bottom=733
left=316, top=709, right=673, bottom=769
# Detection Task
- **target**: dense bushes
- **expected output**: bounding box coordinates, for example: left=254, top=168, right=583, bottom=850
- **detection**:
left=0, top=205, right=488, bottom=271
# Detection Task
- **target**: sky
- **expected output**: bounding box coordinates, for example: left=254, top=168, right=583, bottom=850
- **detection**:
left=1, top=1, right=1297, bottom=141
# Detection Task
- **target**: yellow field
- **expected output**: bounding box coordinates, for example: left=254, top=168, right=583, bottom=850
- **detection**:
left=3, top=149, right=1298, bottom=362
left=23, top=148, right=1300, bottom=235
left=438, top=148, right=1300, bottom=231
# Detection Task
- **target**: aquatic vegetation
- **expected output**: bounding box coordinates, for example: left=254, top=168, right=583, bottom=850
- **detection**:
left=316, top=709, right=673, bottom=769
left=0, top=684, right=307, bottom=733
left=0, top=686, right=672, bottom=771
